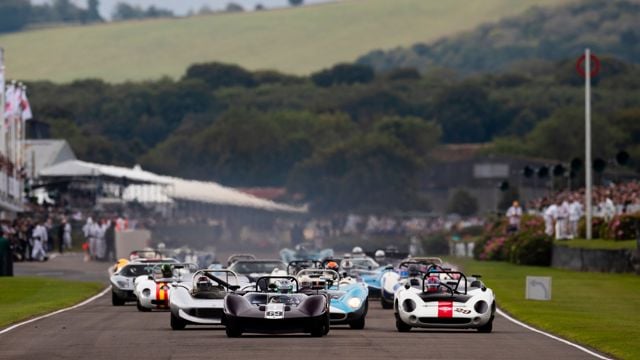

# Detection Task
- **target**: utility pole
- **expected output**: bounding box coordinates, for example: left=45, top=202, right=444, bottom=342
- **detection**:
left=584, top=49, right=593, bottom=240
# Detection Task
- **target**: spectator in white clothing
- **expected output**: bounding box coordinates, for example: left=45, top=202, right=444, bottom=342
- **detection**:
left=31, top=220, right=48, bottom=261
left=543, top=203, right=558, bottom=237
left=568, top=197, right=583, bottom=239
left=506, top=201, right=523, bottom=234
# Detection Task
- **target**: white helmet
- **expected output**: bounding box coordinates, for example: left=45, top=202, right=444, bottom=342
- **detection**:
left=375, top=250, right=385, bottom=258
left=352, top=246, right=363, bottom=254
left=341, top=259, right=354, bottom=271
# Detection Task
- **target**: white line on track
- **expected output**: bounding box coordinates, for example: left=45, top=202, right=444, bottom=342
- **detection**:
left=497, top=308, right=612, bottom=360
left=0, top=286, right=111, bottom=336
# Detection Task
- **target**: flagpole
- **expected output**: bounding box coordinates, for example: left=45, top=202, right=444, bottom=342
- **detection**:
left=585, top=48, right=593, bottom=240
left=0, top=48, right=5, bottom=202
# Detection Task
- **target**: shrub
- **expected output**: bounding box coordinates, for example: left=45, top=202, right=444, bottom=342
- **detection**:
left=475, top=214, right=551, bottom=266
left=508, top=232, right=553, bottom=266
left=578, top=216, right=606, bottom=239
left=603, top=213, right=640, bottom=240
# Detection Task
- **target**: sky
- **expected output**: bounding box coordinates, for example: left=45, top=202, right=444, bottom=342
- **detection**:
left=30, top=0, right=333, bottom=18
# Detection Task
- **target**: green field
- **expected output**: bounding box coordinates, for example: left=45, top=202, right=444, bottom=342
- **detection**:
left=0, top=277, right=103, bottom=328
left=557, top=238, right=638, bottom=250
left=453, top=258, right=640, bottom=359
left=0, top=0, right=574, bottom=83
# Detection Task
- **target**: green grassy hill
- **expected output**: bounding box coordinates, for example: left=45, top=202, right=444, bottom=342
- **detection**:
left=0, top=0, right=574, bottom=83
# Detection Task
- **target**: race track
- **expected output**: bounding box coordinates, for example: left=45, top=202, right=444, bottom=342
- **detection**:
left=1, top=254, right=608, bottom=359
left=0, top=292, right=601, bottom=360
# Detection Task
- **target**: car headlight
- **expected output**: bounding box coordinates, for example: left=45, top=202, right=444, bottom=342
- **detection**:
left=116, top=280, right=127, bottom=288
left=347, top=297, right=362, bottom=309
left=402, top=299, right=416, bottom=313
left=474, top=300, right=488, bottom=314
left=142, top=289, right=151, bottom=297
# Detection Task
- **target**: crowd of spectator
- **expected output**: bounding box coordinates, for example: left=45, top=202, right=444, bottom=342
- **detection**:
left=3, top=203, right=136, bottom=263
left=523, top=180, right=640, bottom=239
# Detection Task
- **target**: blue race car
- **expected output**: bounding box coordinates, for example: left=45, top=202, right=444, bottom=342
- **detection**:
left=296, top=268, right=369, bottom=329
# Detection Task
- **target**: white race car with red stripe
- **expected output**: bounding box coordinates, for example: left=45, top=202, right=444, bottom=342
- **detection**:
left=134, top=263, right=198, bottom=312
left=394, top=271, right=495, bottom=333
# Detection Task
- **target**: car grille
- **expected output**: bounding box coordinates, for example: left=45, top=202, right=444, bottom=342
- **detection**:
left=189, top=308, right=224, bottom=319
left=418, top=317, right=470, bottom=325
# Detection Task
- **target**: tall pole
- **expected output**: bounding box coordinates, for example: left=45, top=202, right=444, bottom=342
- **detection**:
left=585, top=49, right=593, bottom=240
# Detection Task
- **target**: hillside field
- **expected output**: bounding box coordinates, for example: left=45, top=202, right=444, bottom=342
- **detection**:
left=0, top=0, right=573, bottom=83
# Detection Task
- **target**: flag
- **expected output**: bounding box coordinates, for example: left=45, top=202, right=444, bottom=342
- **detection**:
left=20, top=86, right=32, bottom=121
left=4, top=82, right=15, bottom=125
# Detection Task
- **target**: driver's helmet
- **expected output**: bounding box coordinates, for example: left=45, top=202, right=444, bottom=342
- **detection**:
left=341, top=259, right=354, bottom=276
left=407, top=263, right=420, bottom=277
left=351, top=246, right=363, bottom=255
left=326, top=261, right=339, bottom=272
left=196, top=276, right=212, bottom=292
left=160, top=264, right=173, bottom=278
left=426, top=276, right=441, bottom=293
left=374, top=249, right=385, bottom=263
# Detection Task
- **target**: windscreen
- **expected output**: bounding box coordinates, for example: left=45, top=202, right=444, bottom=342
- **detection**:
left=230, top=261, right=285, bottom=274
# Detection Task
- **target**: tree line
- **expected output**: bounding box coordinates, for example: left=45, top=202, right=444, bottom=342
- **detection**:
left=358, top=0, right=640, bottom=75
left=0, top=0, right=176, bottom=33
left=26, top=59, right=640, bottom=213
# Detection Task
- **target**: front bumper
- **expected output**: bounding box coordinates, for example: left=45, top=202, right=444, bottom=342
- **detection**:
left=329, top=304, right=367, bottom=325
left=112, top=288, right=136, bottom=302
left=225, top=314, right=326, bottom=334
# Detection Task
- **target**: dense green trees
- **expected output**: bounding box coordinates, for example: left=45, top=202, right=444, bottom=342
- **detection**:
left=0, top=0, right=31, bottom=33
left=25, top=54, right=640, bottom=212
left=358, top=0, right=640, bottom=74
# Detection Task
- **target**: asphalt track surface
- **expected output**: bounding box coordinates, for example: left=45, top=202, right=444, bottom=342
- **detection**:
left=2, top=254, right=606, bottom=360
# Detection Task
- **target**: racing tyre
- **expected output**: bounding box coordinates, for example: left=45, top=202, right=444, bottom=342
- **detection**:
left=477, top=317, right=493, bottom=333
left=323, top=313, right=330, bottom=335
left=311, top=314, right=328, bottom=337
left=170, top=312, right=186, bottom=330
left=349, top=316, right=365, bottom=329
left=395, top=314, right=411, bottom=332
left=225, top=319, right=242, bottom=338
left=380, top=297, right=393, bottom=309
left=111, top=291, right=125, bottom=306
left=136, top=300, right=151, bottom=312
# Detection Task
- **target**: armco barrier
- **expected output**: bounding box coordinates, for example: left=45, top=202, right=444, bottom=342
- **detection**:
left=551, top=245, right=640, bottom=274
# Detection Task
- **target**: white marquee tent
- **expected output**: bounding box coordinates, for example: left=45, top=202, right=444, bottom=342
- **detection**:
left=39, top=160, right=306, bottom=213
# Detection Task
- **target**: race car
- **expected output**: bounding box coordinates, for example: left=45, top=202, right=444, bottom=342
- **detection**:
left=223, top=276, right=330, bottom=337
left=280, top=245, right=334, bottom=264
left=168, top=269, right=241, bottom=330
left=379, top=258, right=446, bottom=309
left=297, top=268, right=368, bottom=329
left=133, top=263, right=197, bottom=311
left=110, top=258, right=177, bottom=306
left=226, top=253, right=256, bottom=267
left=286, top=260, right=323, bottom=275
left=394, top=271, right=495, bottom=333
left=227, top=259, right=287, bottom=283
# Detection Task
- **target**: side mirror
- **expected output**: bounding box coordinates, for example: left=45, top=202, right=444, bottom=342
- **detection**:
left=404, top=283, right=411, bottom=290
left=171, top=281, right=178, bottom=287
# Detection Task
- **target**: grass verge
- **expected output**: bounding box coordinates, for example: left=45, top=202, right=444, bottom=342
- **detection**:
left=452, top=257, right=640, bottom=359
left=556, top=238, right=638, bottom=250
left=0, top=276, right=103, bottom=328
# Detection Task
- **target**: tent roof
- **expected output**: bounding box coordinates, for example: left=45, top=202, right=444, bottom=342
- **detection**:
left=39, top=160, right=306, bottom=213
left=39, top=160, right=173, bottom=185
